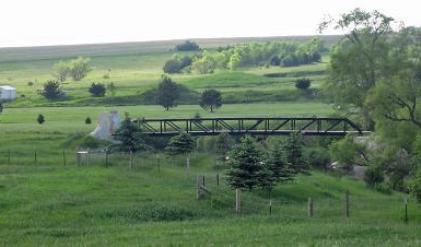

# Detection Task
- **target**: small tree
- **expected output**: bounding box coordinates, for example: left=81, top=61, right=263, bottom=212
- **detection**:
left=199, top=89, right=222, bottom=112
left=113, top=116, right=147, bottom=152
left=283, top=133, right=308, bottom=173
left=165, top=133, right=195, bottom=155
left=89, top=83, right=106, bottom=97
left=267, top=143, right=295, bottom=182
left=175, top=40, right=200, bottom=51
left=40, top=80, right=64, bottom=100
left=329, top=135, right=363, bottom=170
left=107, top=82, right=117, bottom=96
left=163, top=59, right=182, bottom=74
left=156, top=75, right=179, bottom=110
left=227, top=136, right=265, bottom=190
left=69, top=57, right=92, bottom=81
left=53, top=60, right=70, bottom=82
left=37, top=114, right=45, bottom=124
left=295, top=78, right=311, bottom=90
left=85, top=117, right=92, bottom=124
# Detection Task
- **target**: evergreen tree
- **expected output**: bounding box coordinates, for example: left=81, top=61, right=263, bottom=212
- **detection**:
left=37, top=114, right=45, bottom=124
left=165, top=133, right=195, bottom=155
left=227, top=136, right=265, bottom=190
left=267, top=143, right=295, bottom=182
left=113, top=116, right=147, bottom=152
left=85, top=117, right=92, bottom=124
left=156, top=75, right=179, bottom=111
left=283, top=133, right=308, bottom=173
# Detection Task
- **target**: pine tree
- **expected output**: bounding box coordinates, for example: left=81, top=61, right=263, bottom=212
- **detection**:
left=267, top=143, right=295, bottom=182
left=283, top=133, right=308, bottom=173
left=113, top=117, right=147, bottom=152
left=37, top=114, right=45, bottom=124
left=165, top=133, right=195, bottom=155
left=227, top=136, right=265, bottom=190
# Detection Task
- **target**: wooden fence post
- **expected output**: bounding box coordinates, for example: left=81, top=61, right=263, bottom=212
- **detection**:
left=345, top=190, right=350, bottom=218
left=216, top=173, right=220, bottom=186
left=404, top=197, right=408, bottom=224
left=105, top=150, right=108, bottom=167
left=308, top=197, right=314, bottom=217
left=202, top=176, right=206, bottom=187
left=196, top=176, right=202, bottom=200
left=236, top=189, right=241, bottom=213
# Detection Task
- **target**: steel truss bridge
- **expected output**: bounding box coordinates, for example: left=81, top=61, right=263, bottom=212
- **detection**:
left=134, top=117, right=370, bottom=137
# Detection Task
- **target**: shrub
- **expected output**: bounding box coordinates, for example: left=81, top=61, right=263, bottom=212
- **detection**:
left=409, top=170, right=421, bottom=202
left=69, top=57, right=92, bottom=81
left=156, top=75, right=179, bottom=110
left=85, top=117, right=92, bottom=124
left=175, top=40, right=200, bottom=51
left=364, top=165, right=384, bottom=188
left=37, top=114, right=45, bottom=124
left=89, top=83, right=106, bottom=97
left=163, top=59, right=182, bottom=74
left=165, top=133, right=195, bottom=155
left=40, top=80, right=64, bottom=100
left=295, top=78, right=311, bottom=90
left=303, top=147, right=331, bottom=170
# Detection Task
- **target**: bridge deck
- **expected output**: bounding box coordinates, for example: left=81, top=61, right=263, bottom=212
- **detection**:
left=134, top=117, right=369, bottom=136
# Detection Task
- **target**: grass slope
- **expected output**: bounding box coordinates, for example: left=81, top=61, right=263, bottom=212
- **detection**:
left=0, top=160, right=420, bottom=246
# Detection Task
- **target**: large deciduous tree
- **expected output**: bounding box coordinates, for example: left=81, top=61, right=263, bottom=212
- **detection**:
left=319, top=8, right=395, bottom=129
left=156, top=75, right=179, bottom=111
left=199, top=89, right=222, bottom=112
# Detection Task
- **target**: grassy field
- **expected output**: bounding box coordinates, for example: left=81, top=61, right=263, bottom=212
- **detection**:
left=1, top=36, right=421, bottom=246
left=0, top=37, right=329, bottom=107
left=0, top=159, right=420, bottom=246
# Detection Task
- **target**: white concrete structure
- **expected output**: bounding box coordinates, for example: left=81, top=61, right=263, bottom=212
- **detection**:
left=0, top=85, right=16, bottom=101
left=90, top=111, right=121, bottom=140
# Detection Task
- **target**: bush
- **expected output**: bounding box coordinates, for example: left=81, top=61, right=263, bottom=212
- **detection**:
left=374, top=183, right=392, bottom=195
left=295, top=78, right=311, bottom=90
left=37, top=114, right=45, bottom=124
left=303, top=147, right=330, bottom=170
left=175, top=40, right=200, bottom=51
left=409, top=170, right=421, bottom=202
left=85, top=117, right=92, bottom=124
left=165, top=133, right=195, bottom=155
left=40, top=80, right=64, bottom=100
left=163, top=59, right=182, bottom=74
left=364, top=165, right=384, bottom=188
left=89, top=83, right=106, bottom=97
left=107, top=82, right=117, bottom=96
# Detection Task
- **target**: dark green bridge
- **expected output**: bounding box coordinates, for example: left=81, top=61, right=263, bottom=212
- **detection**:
left=134, top=117, right=370, bottom=136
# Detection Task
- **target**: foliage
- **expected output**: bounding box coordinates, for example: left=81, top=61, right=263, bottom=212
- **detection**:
left=215, top=132, right=233, bottom=162
left=364, top=165, right=384, bottom=188
left=282, top=133, right=308, bottom=173
left=267, top=142, right=295, bottom=183
left=295, top=78, right=311, bottom=90
left=190, top=39, right=324, bottom=73
left=85, top=117, right=92, bottom=124
left=329, top=135, right=366, bottom=170
left=89, top=83, right=106, bottom=97
left=37, top=114, right=45, bottom=124
left=165, top=133, right=195, bottom=155
left=175, top=40, right=200, bottom=51
left=199, top=89, right=222, bottom=112
left=227, top=136, right=265, bottom=190
left=40, top=80, right=64, bottom=100
left=303, top=147, right=331, bottom=170
left=409, top=169, right=421, bottom=202
left=113, top=117, right=148, bottom=152
left=156, top=75, right=179, bottom=110
left=69, top=57, right=92, bottom=81
left=53, top=60, right=71, bottom=82
left=320, top=8, right=395, bottom=129
left=163, top=56, right=192, bottom=74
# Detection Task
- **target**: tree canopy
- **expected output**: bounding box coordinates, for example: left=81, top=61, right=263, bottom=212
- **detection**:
left=199, top=89, right=222, bottom=112
left=156, top=75, right=180, bottom=110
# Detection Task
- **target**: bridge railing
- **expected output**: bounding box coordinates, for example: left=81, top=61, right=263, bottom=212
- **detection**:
left=134, top=117, right=367, bottom=136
